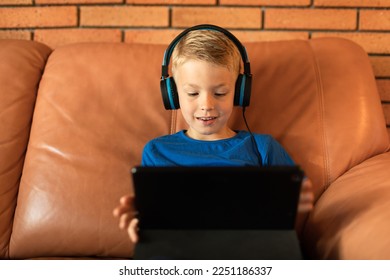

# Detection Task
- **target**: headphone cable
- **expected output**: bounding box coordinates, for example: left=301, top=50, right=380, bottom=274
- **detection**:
left=242, top=107, right=263, bottom=166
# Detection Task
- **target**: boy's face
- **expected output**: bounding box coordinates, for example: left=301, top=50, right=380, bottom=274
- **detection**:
left=174, top=59, right=237, bottom=140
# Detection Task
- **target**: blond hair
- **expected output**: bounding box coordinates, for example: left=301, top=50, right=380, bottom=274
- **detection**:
left=171, top=29, right=242, bottom=77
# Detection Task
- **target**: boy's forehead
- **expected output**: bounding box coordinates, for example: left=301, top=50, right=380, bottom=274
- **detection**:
left=174, top=57, right=237, bottom=72
left=175, top=60, right=237, bottom=84
left=176, top=59, right=235, bottom=72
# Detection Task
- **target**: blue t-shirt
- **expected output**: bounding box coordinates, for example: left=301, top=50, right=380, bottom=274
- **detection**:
left=141, top=130, right=294, bottom=167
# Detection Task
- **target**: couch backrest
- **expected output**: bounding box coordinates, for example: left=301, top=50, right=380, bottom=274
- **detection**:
left=0, top=40, right=52, bottom=259
left=175, top=37, right=389, bottom=194
left=255, top=38, right=389, bottom=190
left=4, top=37, right=389, bottom=259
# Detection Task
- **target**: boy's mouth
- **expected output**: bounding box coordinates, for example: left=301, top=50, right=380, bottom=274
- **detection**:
left=197, top=116, right=216, bottom=121
left=196, top=116, right=217, bottom=126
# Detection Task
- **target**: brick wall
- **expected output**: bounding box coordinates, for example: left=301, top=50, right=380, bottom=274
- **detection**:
left=1, top=0, right=389, bottom=137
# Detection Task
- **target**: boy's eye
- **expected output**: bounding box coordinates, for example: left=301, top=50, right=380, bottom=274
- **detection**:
left=215, top=92, right=227, bottom=97
left=187, top=92, right=198, bottom=96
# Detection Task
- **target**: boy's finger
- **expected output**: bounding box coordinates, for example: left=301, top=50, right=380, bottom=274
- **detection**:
left=128, top=218, right=139, bottom=243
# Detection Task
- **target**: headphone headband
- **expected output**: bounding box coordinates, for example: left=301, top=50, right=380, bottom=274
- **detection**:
left=161, top=24, right=251, bottom=78
left=160, top=24, right=252, bottom=110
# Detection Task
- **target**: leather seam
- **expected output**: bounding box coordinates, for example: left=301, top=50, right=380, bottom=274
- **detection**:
left=308, top=40, right=331, bottom=190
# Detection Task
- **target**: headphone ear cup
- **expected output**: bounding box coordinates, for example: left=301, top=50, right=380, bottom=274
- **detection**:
left=160, top=77, right=180, bottom=110
left=234, top=74, right=252, bottom=107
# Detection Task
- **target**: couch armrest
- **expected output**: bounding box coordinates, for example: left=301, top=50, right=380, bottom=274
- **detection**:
left=303, top=152, right=390, bottom=259
left=0, top=40, right=51, bottom=259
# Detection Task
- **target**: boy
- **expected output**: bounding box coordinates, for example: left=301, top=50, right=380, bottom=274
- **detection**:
left=113, top=25, right=314, bottom=244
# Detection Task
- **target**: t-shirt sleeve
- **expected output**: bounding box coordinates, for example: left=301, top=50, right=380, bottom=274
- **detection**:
left=260, top=135, right=295, bottom=166
left=141, top=141, right=155, bottom=166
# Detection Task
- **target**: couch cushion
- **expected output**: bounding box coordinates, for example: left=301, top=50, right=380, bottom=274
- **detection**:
left=10, top=42, right=171, bottom=259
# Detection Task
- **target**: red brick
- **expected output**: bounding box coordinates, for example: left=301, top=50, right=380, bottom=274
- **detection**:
left=34, top=28, right=122, bottom=49
left=234, top=30, right=308, bottom=42
left=124, top=29, right=182, bottom=44
left=172, top=7, right=261, bottom=28
left=0, top=0, right=31, bottom=4
left=0, top=30, right=31, bottom=40
left=265, top=8, right=356, bottom=30
left=124, top=29, right=307, bottom=44
left=370, top=56, right=390, bottom=78
left=0, top=7, right=77, bottom=28
left=315, top=0, right=390, bottom=7
left=376, top=79, right=390, bottom=102
left=360, top=10, right=390, bottom=31
left=127, top=0, right=215, bottom=4
left=220, top=0, right=310, bottom=5
left=80, top=6, right=168, bottom=27
left=313, top=33, right=390, bottom=54
left=37, top=0, right=121, bottom=3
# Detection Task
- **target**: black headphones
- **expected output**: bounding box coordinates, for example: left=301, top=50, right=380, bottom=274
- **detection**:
left=160, top=24, right=252, bottom=110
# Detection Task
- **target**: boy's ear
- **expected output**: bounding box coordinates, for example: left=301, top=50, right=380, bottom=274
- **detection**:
left=234, top=73, right=252, bottom=107
left=161, top=76, right=180, bottom=110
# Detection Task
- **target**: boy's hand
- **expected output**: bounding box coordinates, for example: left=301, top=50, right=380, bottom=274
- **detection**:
left=298, top=177, right=314, bottom=213
left=113, top=194, right=139, bottom=243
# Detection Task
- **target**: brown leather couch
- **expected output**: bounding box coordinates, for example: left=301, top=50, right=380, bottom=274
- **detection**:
left=1, top=37, right=389, bottom=260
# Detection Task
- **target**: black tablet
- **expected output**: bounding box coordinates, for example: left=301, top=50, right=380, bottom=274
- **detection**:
left=131, top=165, right=304, bottom=260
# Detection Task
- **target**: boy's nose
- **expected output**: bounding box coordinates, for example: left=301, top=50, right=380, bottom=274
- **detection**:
left=200, top=94, right=214, bottom=110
